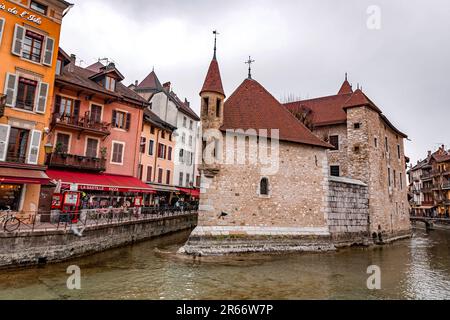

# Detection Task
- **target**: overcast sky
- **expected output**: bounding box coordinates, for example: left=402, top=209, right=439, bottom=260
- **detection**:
left=60, top=0, right=450, bottom=164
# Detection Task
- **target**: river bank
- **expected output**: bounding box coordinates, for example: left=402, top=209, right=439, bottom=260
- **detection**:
left=0, top=228, right=449, bottom=299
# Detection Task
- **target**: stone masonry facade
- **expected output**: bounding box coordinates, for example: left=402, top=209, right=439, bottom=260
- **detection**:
left=311, top=106, right=411, bottom=241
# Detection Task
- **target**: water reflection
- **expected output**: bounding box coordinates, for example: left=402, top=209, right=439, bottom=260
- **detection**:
left=0, top=228, right=449, bottom=300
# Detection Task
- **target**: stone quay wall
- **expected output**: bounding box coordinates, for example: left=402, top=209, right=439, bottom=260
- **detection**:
left=0, top=213, right=197, bottom=269
left=327, top=176, right=370, bottom=246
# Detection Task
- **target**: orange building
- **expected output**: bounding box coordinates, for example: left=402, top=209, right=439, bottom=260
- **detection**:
left=0, top=0, right=71, bottom=213
left=139, top=108, right=177, bottom=205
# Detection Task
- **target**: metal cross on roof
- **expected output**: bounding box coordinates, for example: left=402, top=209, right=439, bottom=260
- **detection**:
left=245, top=56, right=255, bottom=79
left=213, top=30, right=219, bottom=59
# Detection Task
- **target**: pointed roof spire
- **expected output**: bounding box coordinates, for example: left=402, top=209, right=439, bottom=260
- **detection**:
left=213, top=30, right=219, bottom=60
left=338, top=73, right=353, bottom=95
left=200, top=31, right=225, bottom=97
left=137, top=69, right=163, bottom=90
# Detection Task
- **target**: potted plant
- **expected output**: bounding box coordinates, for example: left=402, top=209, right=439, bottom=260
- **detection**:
left=100, top=147, right=107, bottom=159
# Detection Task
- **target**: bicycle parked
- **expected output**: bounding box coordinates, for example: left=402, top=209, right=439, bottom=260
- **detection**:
left=0, top=206, right=21, bottom=232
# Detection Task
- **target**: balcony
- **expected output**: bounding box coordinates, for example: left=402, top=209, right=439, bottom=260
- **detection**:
left=51, top=113, right=111, bottom=138
left=422, top=201, right=434, bottom=206
left=47, top=153, right=106, bottom=172
left=421, top=172, right=433, bottom=180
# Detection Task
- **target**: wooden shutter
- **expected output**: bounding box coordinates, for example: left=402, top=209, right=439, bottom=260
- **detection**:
left=125, top=113, right=131, bottom=130
left=0, top=124, right=11, bottom=161
left=27, top=130, right=42, bottom=165
left=11, top=24, right=25, bottom=56
left=43, top=36, right=55, bottom=66
left=112, top=110, right=117, bottom=126
left=3, top=73, right=18, bottom=107
left=73, top=100, right=81, bottom=119
left=35, top=82, right=49, bottom=113
left=54, top=95, right=62, bottom=114
left=0, top=18, right=5, bottom=47
left=146, top=166, right=152, bottom=182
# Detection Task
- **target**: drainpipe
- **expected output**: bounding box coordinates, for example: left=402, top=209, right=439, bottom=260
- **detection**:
left=153, top=127, right=160, bottom=182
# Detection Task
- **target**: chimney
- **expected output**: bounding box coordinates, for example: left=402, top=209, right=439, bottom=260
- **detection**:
left=427, top=150, right=432, bottom=158
left=135, top=80, right=138, bottom=86
left=184, top=98, right=190, bottom=107
left=107, top=62, right=115, bottom=70
left=163, top=82, right=171, bottom=92
left=70, top=54, right=76, bottom=64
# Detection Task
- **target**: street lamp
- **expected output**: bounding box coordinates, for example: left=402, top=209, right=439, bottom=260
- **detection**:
left=44, top=142, right=54, bottom=155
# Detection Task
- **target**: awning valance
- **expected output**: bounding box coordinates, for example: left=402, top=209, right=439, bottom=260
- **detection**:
left=0, top=167, right=50, bottom=185
left=46, top=170, right=155, bottom=194
left=177, top=187, right=200, bottom=198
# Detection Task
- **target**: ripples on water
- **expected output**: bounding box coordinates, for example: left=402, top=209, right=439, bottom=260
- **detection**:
left=0, top=228, right=449, bottom=300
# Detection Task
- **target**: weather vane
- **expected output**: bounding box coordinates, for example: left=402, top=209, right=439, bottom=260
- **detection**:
left=245, top=56, right=255, bottom=79
left=213, top=30, right=219, bottom=59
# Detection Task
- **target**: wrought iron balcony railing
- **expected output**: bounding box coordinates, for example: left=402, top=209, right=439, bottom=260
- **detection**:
left=47, top=153, right=106, bottom=172
left=52, top=112, right=111, bottom=137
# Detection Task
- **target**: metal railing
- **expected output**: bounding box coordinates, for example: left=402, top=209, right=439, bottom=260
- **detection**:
left=47, top=153, right=106, bottom=171
left=0, top=205, right=198, bottom=235
left=52, top=112, right=111, bottom=135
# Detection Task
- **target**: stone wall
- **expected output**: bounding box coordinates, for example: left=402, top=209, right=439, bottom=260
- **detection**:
left=346, top=106, right=411, bottom=241
left=0, top=213, right=197, bottom=269
left=198, top=138, right=330, bottom=229
left=327, top=176, right=370, bottom=246
left=312, top=124, right=349, bottom=177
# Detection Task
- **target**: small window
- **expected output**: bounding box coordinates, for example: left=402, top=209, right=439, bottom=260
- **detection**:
left=385, top=137, right=389, bottom=152
left=388, top=168, right=391, bottom=187
left=105, top=76, right=116, bottom=91
left=330, top=166, right=340, bottom=177
left=216, top=98, right=221, bottom=117
left=168, top=146, right=172, bottom=161
left=146, top=166, right=152, bottom=182
left=112, top=110, right=128, bottom=129
left=183, top=117, right=187, bottom=128
left=189, top=135, right=193, bottom=147
left=148, top=140, right=154, bottom=156
left=158, top=168, right=163, bottom=184
left=354, top=145, right=360, bottom=153
left=140, top=137, right=146, bottom=153
left=189, top=120, right=193, bottom=130
left=182, top=133, right=186, bottom=144
left=397, top=145, right=401, bottom=159
left=260, top=177, right=269, bottom=195
left=157, top=143, right=166, bottom=159
left=186, top=173, right=190, bottom=187
left=374, top=137, right=378, bottom=148
left=329, top=135, right=339, bottom=150
left=179, top=172, right=184, bottom=186
left=56, top=59, right=63, bottom=75
left=354, top=123, right=361, bottom=129
left=30, top=1, right=48, bottom=15
left=166, top=170, right=171, bottom=185
left=202, top=97, right=209, bottom=116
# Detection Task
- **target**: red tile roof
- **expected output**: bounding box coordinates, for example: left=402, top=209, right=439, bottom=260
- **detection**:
left=284, top=93, right=352, bottom=126
left=221, top=78, right=332, bottom=148
left=200, top=58, right=225, bottom=97
left=137, top=71, right=163, bottom=90
left=338, top=80, right=353, bottom=95
left=283, top=81, right=407, bottom=138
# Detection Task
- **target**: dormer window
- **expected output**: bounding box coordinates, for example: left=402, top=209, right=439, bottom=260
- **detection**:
left=105, top=76, right=116, bottom=91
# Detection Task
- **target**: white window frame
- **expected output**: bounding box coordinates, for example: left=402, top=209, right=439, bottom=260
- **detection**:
left=110, top=140, right=125, bottom=165
left=84, top=136, right=100, bottom=158
left=0, top=18, right=5, bottom=47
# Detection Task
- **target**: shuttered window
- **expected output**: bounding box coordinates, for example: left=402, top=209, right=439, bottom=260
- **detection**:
left=146, top=166, right=152, bottom=182
left=27, top=130, right=41, bottom=165
left=148, top=140, right=154, bottom=156
left=3, top=73, right=18, bottom=107
left=35, top=81, right=48, bottom=113
left=166, top=170, right=171, bottom=185
left=111, top=142, right=124, bottom=164
left=12, top=24, right=25, bottom=56
left=0, top=124, right=11, bottom=162
left=55, top=133, right=70, bottom=153
left=22, top=30, right=44, bottom=63
left=157, top=168, right=163, bottom=184
left=86, top=138, right=98, bottom=158
left=16, top=77, right=37, bottom=111
left=43, top=37, right=54, bottom=66
left=0, top=18, right=5, bottom=47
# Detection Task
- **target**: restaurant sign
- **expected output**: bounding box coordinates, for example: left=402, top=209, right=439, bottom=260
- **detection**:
left=0, top=3, right=43, bottom=25
left=61, top=183, right=154, bottom=194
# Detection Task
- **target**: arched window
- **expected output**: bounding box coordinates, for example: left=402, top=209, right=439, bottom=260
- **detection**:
left=260, top=177, right=269, bottom=195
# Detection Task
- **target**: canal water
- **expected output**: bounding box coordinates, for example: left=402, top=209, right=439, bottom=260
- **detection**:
left=0, top=228, right=449, bottom=300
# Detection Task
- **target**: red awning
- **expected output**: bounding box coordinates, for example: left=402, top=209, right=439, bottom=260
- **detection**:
left=46, top=170, right=155, bottom=194
left=177, top=187, right=200, bottom=198
left=0, top=167, right=50, bottom=185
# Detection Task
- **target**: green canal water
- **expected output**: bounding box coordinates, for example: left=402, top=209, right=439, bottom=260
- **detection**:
left=0, top=228, right=449, bottom=300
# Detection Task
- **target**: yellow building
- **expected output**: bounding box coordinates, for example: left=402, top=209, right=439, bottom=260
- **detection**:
left=0, top=0, right=72, bottom=214
left=139, top=108, right=177, bottom=206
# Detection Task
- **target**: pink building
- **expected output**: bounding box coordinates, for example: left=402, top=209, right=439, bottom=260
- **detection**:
left=40, top=49, right=153, bottom=211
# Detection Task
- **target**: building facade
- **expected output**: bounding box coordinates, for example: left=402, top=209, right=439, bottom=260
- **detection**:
left=0, top=0, right=71, bottom=214
left=139, top=108, right=177, bottom=205
left=132, top=71, right=201, bottom=191
left=284, top=77, right=411, bottom=240
left=43, top=50, right=154, bottom=210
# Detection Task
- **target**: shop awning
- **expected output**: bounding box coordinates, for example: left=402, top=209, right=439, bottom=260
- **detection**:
left=150, top=184, right=179, bottom=192
left=46, top=170, right=156, bottom=193
left=177, top=187, right=200, bottom=198
left=0, top=167, right=50, bottom=185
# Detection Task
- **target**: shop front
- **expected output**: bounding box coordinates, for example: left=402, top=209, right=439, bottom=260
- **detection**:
left=0, top=167, right=50, bottom=213
left=46, top=170, right=155, bottom=211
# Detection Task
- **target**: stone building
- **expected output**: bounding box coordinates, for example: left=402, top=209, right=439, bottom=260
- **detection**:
left=284, top=76, right=411, bottom=241
left=181, top=47, right=340, bottom=255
